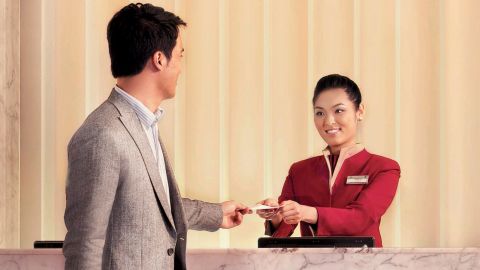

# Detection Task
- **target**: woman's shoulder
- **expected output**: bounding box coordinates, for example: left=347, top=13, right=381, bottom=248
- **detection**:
left=365, top=150, right=401, bottom=171
left=289, top=156, right=323, bottom=172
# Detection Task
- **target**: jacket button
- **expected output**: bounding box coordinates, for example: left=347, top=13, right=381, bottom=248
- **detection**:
left=167, top=248, right=174, bottom=256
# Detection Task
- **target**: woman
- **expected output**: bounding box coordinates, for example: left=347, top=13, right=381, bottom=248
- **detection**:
left=258, top=74, right=400, bottom=247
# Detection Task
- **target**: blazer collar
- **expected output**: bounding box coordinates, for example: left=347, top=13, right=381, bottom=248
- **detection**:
left=322, top=143, right=366, bottom=193
left=107, top=89, right=176, bottom=230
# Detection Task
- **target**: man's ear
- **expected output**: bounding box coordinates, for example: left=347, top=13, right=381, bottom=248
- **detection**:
left=153, top=51, right=167, bottom=71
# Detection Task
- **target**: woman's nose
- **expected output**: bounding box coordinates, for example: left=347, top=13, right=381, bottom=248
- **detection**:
left=327, top=115, right=336, bottom=125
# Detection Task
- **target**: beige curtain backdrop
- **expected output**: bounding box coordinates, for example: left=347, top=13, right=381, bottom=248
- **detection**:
left=0, top=0, right=478, bottom=248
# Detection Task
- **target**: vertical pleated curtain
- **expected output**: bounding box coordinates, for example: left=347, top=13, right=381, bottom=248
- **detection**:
left=2, top=0, right=478, bottom=248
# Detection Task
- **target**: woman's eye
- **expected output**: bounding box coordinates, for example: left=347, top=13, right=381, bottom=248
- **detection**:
left=335, top=109, right=344, bottom=114
left=315, top=111, right=324, bottom=116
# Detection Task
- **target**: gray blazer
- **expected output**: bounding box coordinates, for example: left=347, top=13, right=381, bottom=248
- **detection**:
left=63, top=90, right=223, bottom=270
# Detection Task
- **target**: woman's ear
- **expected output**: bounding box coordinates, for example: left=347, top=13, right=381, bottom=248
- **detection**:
left=357, top=103, right=365, bottom=121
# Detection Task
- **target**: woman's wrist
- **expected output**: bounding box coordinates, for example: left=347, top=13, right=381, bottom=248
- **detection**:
left=301, top=205, right=318, bottom=224
left=269, top=213, right=283, bottom=229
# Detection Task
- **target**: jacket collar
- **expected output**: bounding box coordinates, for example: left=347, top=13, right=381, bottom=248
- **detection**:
left=322, top=143, right=365, bottom=193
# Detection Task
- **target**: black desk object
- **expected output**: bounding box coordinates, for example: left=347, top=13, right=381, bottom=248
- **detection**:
left=33, top=240, right=63, bottom=249
left=258, top=236, right=374, bottom=248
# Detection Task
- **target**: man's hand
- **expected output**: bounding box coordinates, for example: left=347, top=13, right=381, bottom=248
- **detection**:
left=220, top=200, right=250, bottom=229
left=279, top=200, right=318, bottom=225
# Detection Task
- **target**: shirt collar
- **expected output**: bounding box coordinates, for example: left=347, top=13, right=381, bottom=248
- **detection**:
left=114, top=85, right=164, bottom=127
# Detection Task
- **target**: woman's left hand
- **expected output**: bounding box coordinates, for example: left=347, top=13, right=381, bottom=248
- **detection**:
left=279, top=200, right=318, bottom=225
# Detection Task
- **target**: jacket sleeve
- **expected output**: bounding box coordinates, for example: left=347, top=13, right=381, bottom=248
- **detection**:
left=182, top=198, right=223, bottom=231
left=265, top=166, right=298, bottom=237
left=315, top=162, right=400, bottom=235
left=63, top=130, right=120, bottom=270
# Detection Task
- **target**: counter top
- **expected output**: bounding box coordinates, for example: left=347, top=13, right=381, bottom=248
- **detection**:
left=1, top=248, right=479, bottom=269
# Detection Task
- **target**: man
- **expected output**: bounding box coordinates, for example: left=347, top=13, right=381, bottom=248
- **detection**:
left=63, top=3, right=248, bottom=269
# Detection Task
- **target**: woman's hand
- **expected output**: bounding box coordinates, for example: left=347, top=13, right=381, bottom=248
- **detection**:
left=256, top=198, right=284, bottom=229
left=279, top=200, right=318, bottom=225
left=256, top=198, right=281, bottom=220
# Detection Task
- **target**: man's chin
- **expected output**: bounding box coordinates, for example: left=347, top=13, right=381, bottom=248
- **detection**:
left=164, top=91, right=176, bottom=100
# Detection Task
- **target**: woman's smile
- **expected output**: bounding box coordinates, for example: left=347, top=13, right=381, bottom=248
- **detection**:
left=325, top=128, right=341, bottom=135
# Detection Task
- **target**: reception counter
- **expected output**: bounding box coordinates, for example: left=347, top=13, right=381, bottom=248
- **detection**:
left=1, top=247, right=479, bottom=269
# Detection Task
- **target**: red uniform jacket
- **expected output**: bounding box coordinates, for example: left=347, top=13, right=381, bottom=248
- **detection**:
left=269, top=145, right=400, bottom=247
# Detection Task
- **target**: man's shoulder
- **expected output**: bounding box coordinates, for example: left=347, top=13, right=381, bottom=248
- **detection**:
left=69, top=100, right=122, bottom=147
left=86, top=99, right=120, bottom=123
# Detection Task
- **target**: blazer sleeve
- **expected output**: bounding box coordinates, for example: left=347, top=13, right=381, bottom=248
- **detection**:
left=63, top=130, right=120, bottom=270
left=315, top=161, right=400, bottom=235
left=265, top=166, right=298, bottom=237
left=182, top=198, right=223, bottom=231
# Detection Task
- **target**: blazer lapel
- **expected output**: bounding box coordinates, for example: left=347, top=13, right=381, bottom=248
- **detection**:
left=158, top=136, right=187, bottom=232
left=108, top=90, right=175, bottom=229
left=323, top=144, right=366, bottom=195
left=332, top=144, right=366, bottom=195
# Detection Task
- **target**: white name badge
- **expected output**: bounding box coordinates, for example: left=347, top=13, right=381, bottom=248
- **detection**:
left=346, top=175, right=369, bottom=185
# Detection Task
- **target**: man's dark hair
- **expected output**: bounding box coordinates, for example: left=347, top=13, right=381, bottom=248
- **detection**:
left=107, top=3, right=186, bottom=78
left=312, top=74, right=362, bottom=109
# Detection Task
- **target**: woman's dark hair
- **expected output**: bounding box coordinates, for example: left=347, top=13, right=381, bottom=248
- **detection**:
left=107, top=3, right=186, bottom=78
left=312, top=74, right=362, bottom=110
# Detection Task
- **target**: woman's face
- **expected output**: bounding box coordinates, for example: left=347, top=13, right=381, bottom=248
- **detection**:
left=313, top=88, right=364, bottom=154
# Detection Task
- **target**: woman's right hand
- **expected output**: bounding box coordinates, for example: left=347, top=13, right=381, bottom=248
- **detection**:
left=256, top=198, right=281, bottom=220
